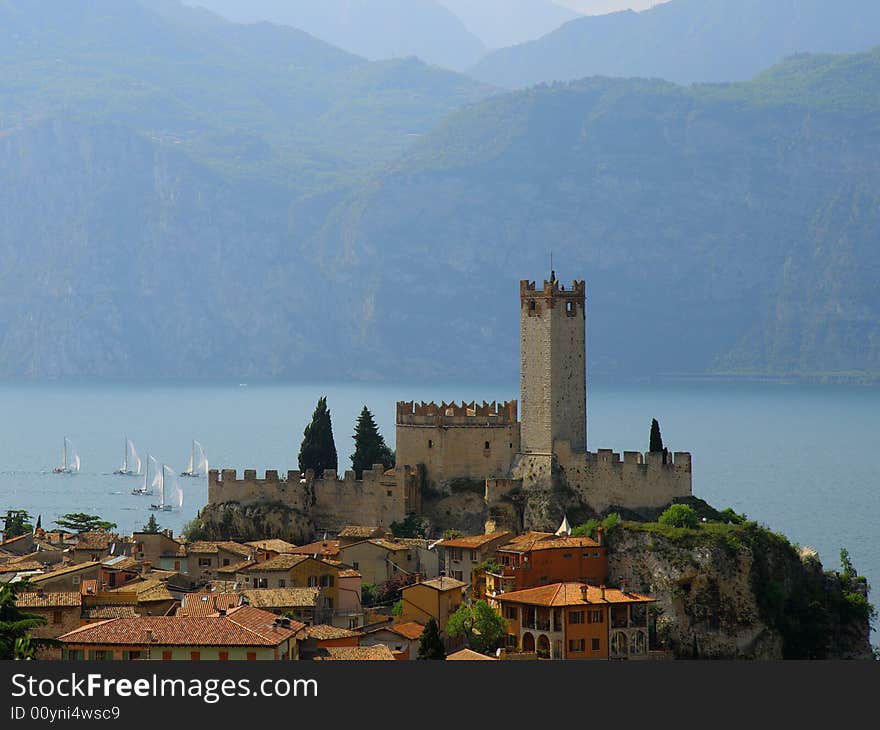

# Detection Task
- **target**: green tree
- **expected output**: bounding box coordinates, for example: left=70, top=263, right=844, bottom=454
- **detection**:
left=0, top=582, right=57, bottom=660
left=391, top=513, right=427, bottom=539
left=417, top=617, right=446, bottom=660
left=2, top=510, right=33, bottom=539
left=298, top=396, right=338, bottom=476
left=143, top=514, right=161, bottom=534
left=54, top=513, right=117, bottom=534
left=649, top=418, right=664, bottom=452
left=658, top=504, right=699, bottom=529
left=350, top=405, right=394, bottom=479
left=447, top=600, right=507, bottom=655
left=392, top=600, right=403, bottom=617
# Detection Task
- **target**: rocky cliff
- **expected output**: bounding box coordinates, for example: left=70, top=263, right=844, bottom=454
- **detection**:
left=607, top=522, right=874, bottom=659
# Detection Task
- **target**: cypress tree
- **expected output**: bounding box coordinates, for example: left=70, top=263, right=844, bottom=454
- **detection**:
left=649, top=418, right=664, bottom=453
left=417, top=617, right=446, bottom=660
left=298, top=396, right=338, bottom=476
left=350, top=405, right=394, bottom=479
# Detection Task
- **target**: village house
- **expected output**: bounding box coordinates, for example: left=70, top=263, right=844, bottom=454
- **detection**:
left=288, top=539, right=341, bottom=560
left=131, top=530, right=187, bottom=574
left=360, top=620, right=425, bottom=660
left=492, top=582, right=655, bottom=660
left=240, top=587, right=322, bottom=623
left=244, top=539, right=300, bottom=556
left=27, top=562, right=103, bottom=593
left=15, top=591, right=83, bottom=659
left=105, top=578, right=177, bottom=617
left=70, top=532, right=131, bottom=565
left=486, top=532, right=609, bottom=596
left=185, top=541, right=258, bottom=584
left=398, top=576, right=467, bottom=650
left=438, top=531, right=513, bottom=589
left=336, top=525, right=393, bottom=546
left=59, top=606, right=303, bottom=660
left=337, top=538, right=418, bottom=586
left=177, top=592, right=241, bottom=618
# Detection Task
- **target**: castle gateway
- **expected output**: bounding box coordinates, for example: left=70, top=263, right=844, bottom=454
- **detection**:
left=396, top=273, right=692, bottom=528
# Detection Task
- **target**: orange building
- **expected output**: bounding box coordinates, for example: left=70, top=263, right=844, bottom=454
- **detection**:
left=493, top=582, right=654, bottom=661
left=487, top=532, right=609, bottom=596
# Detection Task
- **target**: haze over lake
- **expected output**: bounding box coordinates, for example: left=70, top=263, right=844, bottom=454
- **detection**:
left=1, top=378, right=876, bottom=643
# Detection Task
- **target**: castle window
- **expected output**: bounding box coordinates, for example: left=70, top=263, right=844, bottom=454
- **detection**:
left=566, top=301, right=575, bottom=315
left=484, top=441, right=490, bottom=450
left=387, top=490, right=393, bottom=497
left=529, top=300, right=536, bottom=311
left=428, top=439, right=433, bottom=448
left=509, top=442, right=513, bottom=448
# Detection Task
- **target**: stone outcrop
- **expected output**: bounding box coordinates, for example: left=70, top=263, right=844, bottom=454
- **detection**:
left=606, top=524, right=873, bottom=660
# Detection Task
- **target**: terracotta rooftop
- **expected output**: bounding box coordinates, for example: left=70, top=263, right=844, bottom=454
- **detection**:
left=81, top=605, right=139, bottom=620
left=59, top=606, right=303, bottom=647
left=440, top=531, right=512, bottom=549
left=238, top=554, right=310, bottom=573
left=107, top=578, right=174, bottom=603
left=447, top=648, right=498, bottom=661
left=186, top=541, right=253, bottom=558
left=498, top=531, right=555, bottom=550
left=314, top=645, right=396, bottom=661
left=241, top=588, right=321, bottom=609
left=302, top=624, right=364, bottom=641
left=30, top=562, right=101, bottom=583
left=337, top=525, right=387, bottom=539
left=1, top=561, right=45, bottom=573
left=101, top=556, right=141, bottom=571
left=217, top=558, right=256, bottom=575
left=15, top=591, right=82, bottom=608
left=409, top=577, right=468, bottom=593
left=500, top=535, right=602, bottom=553
left=178, top=592, right=241, bottom=618
left=337, top=568, right=362, bottom=579
left=386, top=621, right=425, bottom=641
left=288, top=540, right=341, bottom=558
left=494, top=583, right=655, bottom=607
left=244, top=539, right=299, bottom=554
left=74, top=533, right=119, bottom=552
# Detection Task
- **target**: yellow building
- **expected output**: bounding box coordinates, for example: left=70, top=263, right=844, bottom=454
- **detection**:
left=399, top=576, right=467, bottom=649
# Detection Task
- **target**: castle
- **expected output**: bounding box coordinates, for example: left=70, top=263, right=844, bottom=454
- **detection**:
left=208, top=272, right=692, bottom=534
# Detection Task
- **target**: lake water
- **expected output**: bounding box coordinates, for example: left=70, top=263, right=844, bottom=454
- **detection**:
left=1, top=378, right=877, bottom=644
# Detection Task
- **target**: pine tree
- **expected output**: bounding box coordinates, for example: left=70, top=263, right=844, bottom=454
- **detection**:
left=649, top=418, right=664, bottom=453
left=298, top=396, right=338, bottom=476
left=417, top=617, right=446, bottom=660
left=350, top=405, right=394, bottom=479
left=143, top=514, right=161, bottom=534
left=0, top=582, right=57, bottom=660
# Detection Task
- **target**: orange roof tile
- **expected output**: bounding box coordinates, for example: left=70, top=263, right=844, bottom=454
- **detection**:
left=447, top=648, right=498, bottom=660
left=495, top=582, right=655, bottom=607
left=387, top=622, right=425, bottom=640
left=440, top=531, right=512, bottom=549
left=238, top=554, right=310, bottom=573
left=501, top=536, right=602, bottom=552
left=240, top=588, right=320, bottom=609
left=59, top=606, right=302, bottom=647
left=314, top=645, right=396, bottom=661
left=244, top=539, right=299, bottom=553
left=302, top=624, right=364, bottom=641
left=15, top=591, right=82, bottom=608
left=408, top=577, right=468, bottom=593
left=288, top=540, right=341, bottom=558
left=178, top=593, right=241, bottom=618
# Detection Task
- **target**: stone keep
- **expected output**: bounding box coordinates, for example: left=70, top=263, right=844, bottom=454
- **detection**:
left=520, top=275, right=587, bottom=455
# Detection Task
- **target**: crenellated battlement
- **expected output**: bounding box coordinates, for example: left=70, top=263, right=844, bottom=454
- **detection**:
left=396, top=400, right=518, bottom=426
left=520, top=277, right=586, bottom=310
left=207, top=464, right=421, bottom=535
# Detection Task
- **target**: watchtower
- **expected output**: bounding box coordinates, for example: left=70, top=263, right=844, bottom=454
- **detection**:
left=519, top=272, right=587, bottom=454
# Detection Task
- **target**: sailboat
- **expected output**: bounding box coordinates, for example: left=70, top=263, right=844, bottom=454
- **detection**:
left=180, top=440, right=208, bottom=477
left=114, top=437, right=143, bottom=476
left=150, top=464, right=178, bottom=512
left=133, top=454, right=159, bottom=496
left=53, top=437, right=80, bottom=474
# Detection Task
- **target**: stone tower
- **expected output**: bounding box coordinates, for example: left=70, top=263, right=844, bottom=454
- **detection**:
left=519, top=273, right=587, bottom=455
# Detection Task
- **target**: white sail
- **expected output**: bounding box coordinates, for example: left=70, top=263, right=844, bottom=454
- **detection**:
left=185, top=444, right=194, bottom=475
left=64, top=438, right=81, bottom=473
left=162, top=465, right=178, bottom=511
left=127, top=439, right=142, bottom=475
left=151, top=458, right=163, bottom=493
left=175, top=484, right=184, bottom=510
left=195, top=441, right=208, bottom=476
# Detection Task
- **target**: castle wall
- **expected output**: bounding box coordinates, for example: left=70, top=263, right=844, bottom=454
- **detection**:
left=555, top=442, right=693, bottom=514
left=207, top=465, right=420, bottom=535
left=396, top=401, right=520, bottom=489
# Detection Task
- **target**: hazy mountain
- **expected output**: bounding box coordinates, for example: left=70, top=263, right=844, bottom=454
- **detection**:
left=436, top=0, right=579, bottom=49
left=300, top=49, right=880, bottom=382
left=470, top=0, right=880, bottom=88
left=0, top=0, right=492, bottom=192
left=182, top=0, right=487, bottom=71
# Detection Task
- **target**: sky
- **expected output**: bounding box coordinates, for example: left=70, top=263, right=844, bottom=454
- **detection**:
left=557, top=0, right=668, bottom=14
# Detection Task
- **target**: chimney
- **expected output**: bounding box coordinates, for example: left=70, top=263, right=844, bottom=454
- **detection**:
left=142, top=561, right=152, bottom=575
left=619, top=579, right=627, bottom=595
left=600, top=584, right=606, bottom=601
left=596, top=526, right=605, bottom=546
left=579, top=584, right=588, bottom=601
